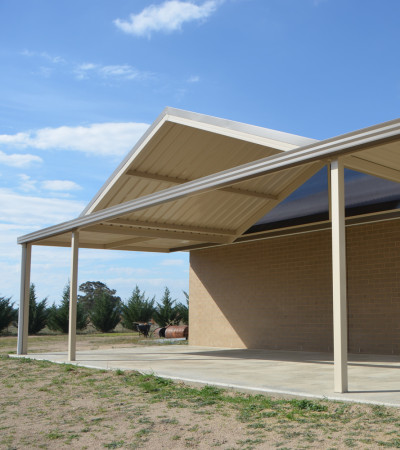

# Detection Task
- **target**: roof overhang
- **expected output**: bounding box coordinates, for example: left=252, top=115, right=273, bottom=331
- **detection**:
left=17, top=111, right=400, bottom=252
left=81, top=107, right=315, bottom=216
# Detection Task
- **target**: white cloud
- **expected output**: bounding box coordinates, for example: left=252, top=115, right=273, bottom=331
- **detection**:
left=0, top=122, right=149, bottom=157
left=41, top=180, right=82, bottom=192
left=100, top=65, right=142, bottom=80
left=21, top=49, right=66, bottom=64
left=74, top=63, right=150, bottom=81
left=21, top=50, right=151, bottom=83
left=107, top=267, right=153, bottom=276
left=187, top=75, right=200, bottom=83
left=160, top=258, right=185, bottom=266
left=18, top=174, right=38, bottom=192
left=37, top=66, right=53, bottom=78
left=0, top=188, right=85, bottom=226
left=114, top=0, right=222, bottom=37
left=0, top=150, right=42, bottom=168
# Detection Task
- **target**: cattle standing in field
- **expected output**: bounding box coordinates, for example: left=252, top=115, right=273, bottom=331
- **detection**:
left=133, top=323, right=151, bottom=337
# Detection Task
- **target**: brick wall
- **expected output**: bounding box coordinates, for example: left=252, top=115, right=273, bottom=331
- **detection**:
left=189, top=219, right=400, bottom=354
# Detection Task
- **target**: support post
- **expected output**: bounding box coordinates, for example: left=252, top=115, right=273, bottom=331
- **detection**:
left=330, top=159, right=348, bottom=393
left=327, top=163, right=332, bottom=221
left=17, top=243, right=32, bottom=355
left=68, top=231, right=79, bottom=362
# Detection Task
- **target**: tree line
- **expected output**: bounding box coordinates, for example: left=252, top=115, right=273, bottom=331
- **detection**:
left=0, top=281, right=188, bottom=335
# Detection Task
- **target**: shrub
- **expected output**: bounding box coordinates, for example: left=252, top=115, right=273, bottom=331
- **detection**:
left=28, top=283, right=49, bottom=334
left=121, top=285, right=155, bottom=329
left=0, top=296, right=17, bottom=333
left=47, top=283, right=88, bottom=333
left=89, top=291, right=121, bottom=333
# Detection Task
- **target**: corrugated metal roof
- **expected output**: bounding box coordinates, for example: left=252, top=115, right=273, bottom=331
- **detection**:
left=83, top=108, right=317, bottom=215
left=17, top=110, right=400, bottom=252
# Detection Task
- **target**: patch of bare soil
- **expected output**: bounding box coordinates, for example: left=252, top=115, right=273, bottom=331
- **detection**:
left=0, top=333, right=154, bottom=355
left=1, top=355, right=400, bottom=449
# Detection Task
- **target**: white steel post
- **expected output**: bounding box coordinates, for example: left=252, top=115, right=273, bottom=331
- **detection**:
left=330, top=159, right=348, bottom=393
left=68, top=231, right=79, bottom=362
left=17, top=243, right=32, bottom=355
left=327, top=163, right=332, bottom=221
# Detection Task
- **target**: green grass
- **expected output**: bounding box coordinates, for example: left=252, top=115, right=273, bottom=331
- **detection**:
left=125, top=372, right=335, bottom=424
left=2, top=335, right=400, bottom=449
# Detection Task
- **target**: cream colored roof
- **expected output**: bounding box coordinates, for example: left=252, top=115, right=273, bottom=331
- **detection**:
left=82, top=108, right=316, bottom=216
left=18, top=109, right=400, bottom=252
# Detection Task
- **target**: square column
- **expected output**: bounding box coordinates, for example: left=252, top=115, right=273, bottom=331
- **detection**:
left=330, top=159, right=348, bottom=393
left=17, top=243, right=32, bottom=355
left=68, top=231, right=79, bottom=361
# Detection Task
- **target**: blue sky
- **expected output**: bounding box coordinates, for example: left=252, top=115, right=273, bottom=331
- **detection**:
left=0, top=0, right=399, bottom=306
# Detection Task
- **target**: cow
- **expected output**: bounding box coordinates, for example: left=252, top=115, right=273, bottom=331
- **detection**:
left=133, top=322, right=151, bottom=337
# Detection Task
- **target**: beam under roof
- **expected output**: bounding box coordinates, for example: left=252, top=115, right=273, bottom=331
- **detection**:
left=104, top=237, right=156, bottom=250
left=344, top=155, right=400, bottom=183
left=82, top=224, right=233, bottom=244
left=125, top=169, right=278, bottom=200
left=106, top=218, right=237, bottom=236
left=17, top=117, right=400, bottom=245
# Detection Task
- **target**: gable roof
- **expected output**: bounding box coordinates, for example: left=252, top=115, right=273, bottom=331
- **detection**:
left=17, top=109, right=400, bottom=252
left=81, top=107, right=316, bottom=216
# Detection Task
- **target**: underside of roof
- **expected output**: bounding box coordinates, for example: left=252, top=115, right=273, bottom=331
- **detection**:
left=18, top=109, right=400, bottom=252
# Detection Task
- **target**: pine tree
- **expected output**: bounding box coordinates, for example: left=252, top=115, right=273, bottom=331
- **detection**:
left=0, top=296, right=17, bottom=333
left=175, top=290, right=189, bottom=325
left=153, top=287, right=180, bottom=327
left=47, top=283, right=88, bottom=333
left=121, top=285, right=155, bottom=329
left=89, top=291, right=121, bottom=333
left=28, top=283, right=49, bottom=334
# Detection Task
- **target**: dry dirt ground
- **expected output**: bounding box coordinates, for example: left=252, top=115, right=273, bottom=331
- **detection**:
left=1, top=334, right=400, bottom=449
left=1, top=330, right=154, bottom=355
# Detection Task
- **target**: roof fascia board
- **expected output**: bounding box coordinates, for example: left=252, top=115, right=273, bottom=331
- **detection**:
left=165, top=114, right=313, bottom=151
left=164, top=107, right=318, bottom=146
left=17, top=118, right=400, bottom=245
left=81, top=107, right=317, bottom=216
left=36, top=240, right=170, bottom=253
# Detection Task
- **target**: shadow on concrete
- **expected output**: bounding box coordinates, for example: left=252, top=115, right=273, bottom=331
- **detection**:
left=184, top=349, right=400, bottom=370
left=349, top=390, right=400, bottom=394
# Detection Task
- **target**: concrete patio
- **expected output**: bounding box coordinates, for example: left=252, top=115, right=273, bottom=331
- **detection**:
left=11, top=345, right=400, bottom=407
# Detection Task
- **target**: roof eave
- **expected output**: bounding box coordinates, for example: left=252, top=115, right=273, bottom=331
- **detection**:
left=17, top=117, right=400, bottom=246
left=80, top=107, right=318, bottom=217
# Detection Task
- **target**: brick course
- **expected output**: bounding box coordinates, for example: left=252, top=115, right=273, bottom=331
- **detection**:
left=189, top=219, right=400, bottom=354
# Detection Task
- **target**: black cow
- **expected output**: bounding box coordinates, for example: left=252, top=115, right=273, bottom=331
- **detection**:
left=133, top=323, right=151, bottom=337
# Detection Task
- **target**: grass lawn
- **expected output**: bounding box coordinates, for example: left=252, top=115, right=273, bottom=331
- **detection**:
left=1, top=334, right=400, bottom=449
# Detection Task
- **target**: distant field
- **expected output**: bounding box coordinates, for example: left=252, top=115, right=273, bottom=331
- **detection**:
left=1, top=334, right=400, bottom=449
left=0, top=331, right=171, bottom=355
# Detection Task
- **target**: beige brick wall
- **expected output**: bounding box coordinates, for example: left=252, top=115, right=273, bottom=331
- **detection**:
left=189, top=219, right=400, bottom=354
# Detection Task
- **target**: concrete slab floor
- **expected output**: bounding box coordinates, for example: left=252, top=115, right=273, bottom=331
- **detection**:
left=10, top=346, right=400, bottom=407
